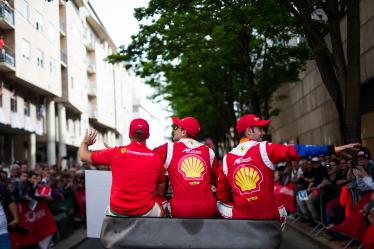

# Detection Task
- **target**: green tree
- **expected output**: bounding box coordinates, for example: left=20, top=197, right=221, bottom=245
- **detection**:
left=109, top=0, right=309, bottom=150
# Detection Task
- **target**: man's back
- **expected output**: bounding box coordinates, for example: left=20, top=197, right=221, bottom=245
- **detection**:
left=218, top=140, right=278, bottom=219
left=155, top=138, right=216, bottom=217
left=91, top=141, right=165, bottom=216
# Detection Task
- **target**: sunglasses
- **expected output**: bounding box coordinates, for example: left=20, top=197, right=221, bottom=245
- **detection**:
left=174, top=126, right=184, bottom=131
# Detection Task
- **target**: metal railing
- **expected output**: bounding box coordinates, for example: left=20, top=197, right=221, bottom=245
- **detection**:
left=59, top=21, right=66, bottom=33
left=0, top=2, right=14, bottom=25
left=60, top=50, right=67, bottom=64
left=0, top=45, right=15, bottom=67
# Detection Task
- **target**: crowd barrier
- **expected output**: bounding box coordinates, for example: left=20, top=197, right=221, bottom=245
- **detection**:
left=9, top=197, right=82, bottom=248
left=49, top=198, right=76, bottom=241
left=273, top=178, right=374, bottom=249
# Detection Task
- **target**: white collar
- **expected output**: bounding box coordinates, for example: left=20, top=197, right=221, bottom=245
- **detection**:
left=178, top=138, right=203, bottom=149
left=230, top=141, right=259, bottom=156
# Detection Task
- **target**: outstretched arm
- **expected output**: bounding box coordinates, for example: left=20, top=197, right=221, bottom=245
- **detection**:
left=266, top=142, right=360, bottom=165
left=79, top=129, right=97, bottom=164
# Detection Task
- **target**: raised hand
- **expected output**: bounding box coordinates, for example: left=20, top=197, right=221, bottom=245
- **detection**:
left=334, top=143, right=361, bottom=155
left=82, top=129, right=97, bottom=146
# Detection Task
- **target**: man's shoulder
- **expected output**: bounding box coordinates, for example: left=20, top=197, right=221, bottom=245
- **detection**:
left=227, top=141, right=261, bottom=157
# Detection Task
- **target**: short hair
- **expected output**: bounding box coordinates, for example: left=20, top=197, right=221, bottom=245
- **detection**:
left=130, top=136, right=147, bottom=142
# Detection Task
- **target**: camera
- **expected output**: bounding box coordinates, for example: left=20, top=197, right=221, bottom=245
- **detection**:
left=350, top=159, right=357, bottom=168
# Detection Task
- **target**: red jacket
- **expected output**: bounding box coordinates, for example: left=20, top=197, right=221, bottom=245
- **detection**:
left=91, top=141, right=165, bottom=216
left=154, top=138, right=217, bottom=218
left=217, top=139, right=331, bottom=219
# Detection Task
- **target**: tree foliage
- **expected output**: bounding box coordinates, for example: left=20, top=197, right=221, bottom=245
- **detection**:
left=109, top=0, right=310, bottom=151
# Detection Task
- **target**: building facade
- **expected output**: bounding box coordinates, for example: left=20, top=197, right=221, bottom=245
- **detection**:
left=270, top=0, right=374, bottom=153
left=0, top=0, right=131, bottom=168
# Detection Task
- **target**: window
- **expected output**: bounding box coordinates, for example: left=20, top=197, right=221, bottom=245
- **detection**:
left=49, top=58, right=56, bottom=75
left=36, top=49, right=44, bottom=68
left=35, top=12, right=43, bottom=31
left=24, top=102, right=30, bottom=117
left=10, top=96, right=17, bottom=112
left=20, top=0, right=29, bottom=20
left=21, top=39, right=30, bottom=60
left=37, top=105, right=44, bottom=120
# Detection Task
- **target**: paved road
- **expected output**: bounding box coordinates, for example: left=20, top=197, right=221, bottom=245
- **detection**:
left=281, top=226, right=329, bottom=249
left=72, top=226, right=329, bottom=249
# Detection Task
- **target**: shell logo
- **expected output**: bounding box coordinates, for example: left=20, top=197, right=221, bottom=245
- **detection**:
left=178, top=155, right=206, bottom=180
left=120, top=148, right=127, bottom=154
left=234, top=165, right=263, bottom=195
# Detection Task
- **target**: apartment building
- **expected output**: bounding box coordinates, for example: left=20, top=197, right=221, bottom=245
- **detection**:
left=0, top=0, right=131, bottom=167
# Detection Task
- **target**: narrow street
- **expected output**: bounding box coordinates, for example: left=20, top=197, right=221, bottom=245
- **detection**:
left=280, top=226, right=329, bottom=249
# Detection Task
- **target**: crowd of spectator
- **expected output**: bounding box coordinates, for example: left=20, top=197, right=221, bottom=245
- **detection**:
left=274, top=147, right=374, bottom=248
left=0, top=159, right=96, bottom=249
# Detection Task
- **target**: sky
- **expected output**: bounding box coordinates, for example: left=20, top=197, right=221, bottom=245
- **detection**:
left=89, top=0, right=149, bottom=47
left=89, top=0, right=172, bottom=143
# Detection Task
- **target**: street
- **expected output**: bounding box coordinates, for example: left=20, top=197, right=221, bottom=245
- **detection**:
left=71, top=225, right=328, bottom=249
left=281, top=226, right=328, bottom=249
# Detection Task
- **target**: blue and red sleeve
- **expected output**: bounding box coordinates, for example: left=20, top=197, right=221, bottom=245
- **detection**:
left=266, top=143, right=333, bottom=165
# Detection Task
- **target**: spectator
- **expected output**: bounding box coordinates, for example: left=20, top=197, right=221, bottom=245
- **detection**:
left=319, top=161, right=341, bottom=225
left=363, top=201, right=374, bottom=249
left=336, top=158, right=349, bottom=187
left=0, top=35, right=4, bottom=60
left=17, top=171, right=33, bottom=201
left=352, top=148, right=374, bottom=192
left=304, top=157, right=328, bottom=221
left=0, top=181, right=19, bottom=249
left=296, top=159, right=314, bottom=220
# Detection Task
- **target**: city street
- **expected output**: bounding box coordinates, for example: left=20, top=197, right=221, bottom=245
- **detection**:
left=280, top=226, right=329, bottom=249
left=70, top=225, right=329, bottom=249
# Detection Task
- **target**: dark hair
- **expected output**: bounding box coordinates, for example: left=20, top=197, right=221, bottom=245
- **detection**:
left=130, top=136, right=147, bottom=142
left=186, top=132, right=198, bottom=140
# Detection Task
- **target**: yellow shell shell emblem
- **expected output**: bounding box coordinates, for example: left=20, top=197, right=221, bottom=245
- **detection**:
left=235, top=166, right=261, bottom=193
left=180, top=156, right=205, bottom=179
left=120, top=148, right=127, bottom=154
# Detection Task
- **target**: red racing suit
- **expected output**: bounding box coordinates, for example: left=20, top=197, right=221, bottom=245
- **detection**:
left=216, top=139, right=332, bottom=219
left=154, top=138, right=217, bottom=218
left=91, top=141, right=165, bottom=216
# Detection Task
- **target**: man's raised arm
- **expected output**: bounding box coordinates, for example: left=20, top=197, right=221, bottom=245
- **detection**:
left=79, top=129, right=97, bottom=164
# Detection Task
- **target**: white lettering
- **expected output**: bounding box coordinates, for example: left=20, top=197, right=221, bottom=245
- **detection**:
left=182, top=148, right=202, bottom=154
left=234, top=157, right=252, bottom=165
left=126, top=150, right=154, bottom=156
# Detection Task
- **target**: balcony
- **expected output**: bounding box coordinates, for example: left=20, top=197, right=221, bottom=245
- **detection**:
left=87, top=62, right=96, bottom=74
left=59, top=22, right=66, bottom=36
left=60, top=50, right=67, bottom=66
left=88, top=105, right=98, bottom=119
left=0, top=2, right=14, bottom=29
left=83, top=33, right=96, bottom=51
left=0, top=46, right=15, bottom=72
left=87, top=81, right=97, bottom=96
